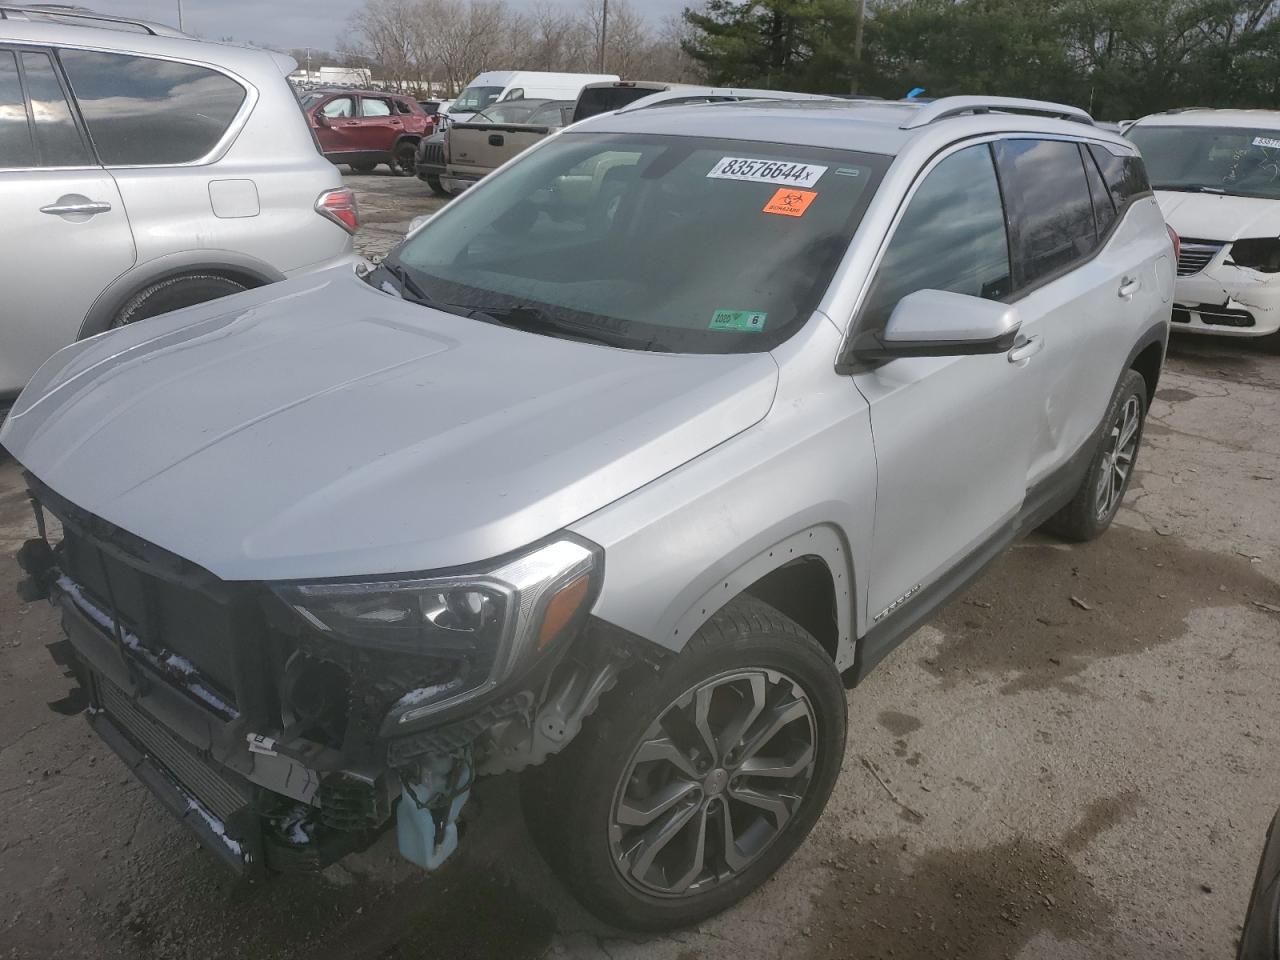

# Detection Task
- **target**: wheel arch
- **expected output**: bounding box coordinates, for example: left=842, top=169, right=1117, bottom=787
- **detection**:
left=1125, top=321, right=1169, bottom=405
left=79, top=251, right=285, bottom=338
left=664, top=525, right=856, bottom=671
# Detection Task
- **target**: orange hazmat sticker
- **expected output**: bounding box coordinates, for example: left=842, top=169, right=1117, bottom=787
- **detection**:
left=763, top=188, right=817, bottom=217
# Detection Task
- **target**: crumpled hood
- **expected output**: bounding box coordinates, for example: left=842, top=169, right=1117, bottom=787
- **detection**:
left=1156, top=190, right=1280, bottom=242
left=1, top=268, right=778, bottom=580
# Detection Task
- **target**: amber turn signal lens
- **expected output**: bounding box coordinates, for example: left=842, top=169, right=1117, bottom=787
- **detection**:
left=537, top=574, right=591, bottom=650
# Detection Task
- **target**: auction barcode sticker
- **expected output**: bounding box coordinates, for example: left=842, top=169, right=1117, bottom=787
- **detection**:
left=1254, top=136, right=1280, bottom=149
left=707, top=157, right=828, bottom=187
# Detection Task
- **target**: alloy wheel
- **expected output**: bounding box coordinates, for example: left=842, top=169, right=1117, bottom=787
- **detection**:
left=608, top=668, right=817, bottom=898
left=1095, top=394, right=1141, bottom=520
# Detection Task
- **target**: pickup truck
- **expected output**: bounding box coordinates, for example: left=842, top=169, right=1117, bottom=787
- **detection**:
left=442, top=98, right=572, bottom=192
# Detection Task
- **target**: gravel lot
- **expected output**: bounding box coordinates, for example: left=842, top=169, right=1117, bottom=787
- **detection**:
left=1, top=172, right=1278, bottom=959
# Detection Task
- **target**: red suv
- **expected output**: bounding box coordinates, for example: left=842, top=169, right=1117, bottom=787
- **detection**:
left=302, top=90, right=433, bottom=175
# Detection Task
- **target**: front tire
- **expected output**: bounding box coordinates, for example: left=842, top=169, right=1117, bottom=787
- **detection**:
left=520, top=597, right=846, bottom=931
left=424, top=173, right=451, bottom=197
left=1044, top=368, right=1148, bottom=541
left=111, top=274, right=247, bottom=328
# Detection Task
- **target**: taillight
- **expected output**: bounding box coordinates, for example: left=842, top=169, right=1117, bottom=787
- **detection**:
left=1166, top=223, right=1180, bottom=261
left=316, top=187, right=359, bottom=234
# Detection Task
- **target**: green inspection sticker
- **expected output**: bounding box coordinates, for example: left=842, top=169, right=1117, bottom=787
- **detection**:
left=709, top=309, right=768, bottom=332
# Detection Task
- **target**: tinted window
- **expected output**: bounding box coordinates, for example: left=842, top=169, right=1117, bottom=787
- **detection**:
left=0, top=50, right=34, bottom=168
left=22, top=52, right=90, bottom=166
left=394, top=99, right=414, bottom=115
left=995, top=139, right=1096, bottom=287
left=528, top=102, right=569, bottom=127
left=321, top=96, right=353, bottom=118
left=1083, top=144, right=1118, bottom=237
left=860, top=144, right=1011, bottom=330
left=360, top=97, right=392, bottom=118
left=60, top=49, right=246, bottom=165
left=572, top=85, right=661, bottom=122
left=1089, top=142, right=1152, bottom=207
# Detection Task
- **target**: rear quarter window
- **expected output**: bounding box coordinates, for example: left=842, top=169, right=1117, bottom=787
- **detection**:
left=58, top=49, right=246, bottom=165
left=1088, top=143, right=1152, bottom=210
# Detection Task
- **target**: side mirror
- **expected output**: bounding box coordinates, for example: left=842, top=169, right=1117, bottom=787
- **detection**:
left=314, top=112, right=330, bottom=128
left=845, top=289, right=1020, bottom=363
left=407, top=213, right=433, bottom=235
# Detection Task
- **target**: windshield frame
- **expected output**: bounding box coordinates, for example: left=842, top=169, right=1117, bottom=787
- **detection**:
left=383, top=131, right=891, bottom=355
left=1128, top=123, right=1280, bottom=200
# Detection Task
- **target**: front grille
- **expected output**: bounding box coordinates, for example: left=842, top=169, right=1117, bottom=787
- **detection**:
left=58, top=523, right=244, bottom=708
left=1177, top=239, right=1226, bottom=276
left=420, top=139, right=444, bottom=166
left=97, top=671, right=253, bottom=821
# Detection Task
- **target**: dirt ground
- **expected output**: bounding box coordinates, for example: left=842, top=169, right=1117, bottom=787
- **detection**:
left=1, top=174, right=1278, bottom=959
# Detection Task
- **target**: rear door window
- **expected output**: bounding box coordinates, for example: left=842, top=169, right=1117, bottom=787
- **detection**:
left=20, top=51, right=91, bottom=167
left=1082, top=144, right=1118, bottom=237
left=59, top=49, right=246, bottom=165
left=360, top=97, right=392, bottom=118
left=860, top=143, right=1012, bottom=330
left=0, top=50, right=35, bottom=168
left=994, top=139, right=1097, bottom=288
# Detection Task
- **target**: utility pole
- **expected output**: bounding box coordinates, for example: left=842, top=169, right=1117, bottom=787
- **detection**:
left=849, top=0, right=865, bottom=95
left=597, top=0, right=609, bottom=73
left=176, top=0, right=185, bottom=33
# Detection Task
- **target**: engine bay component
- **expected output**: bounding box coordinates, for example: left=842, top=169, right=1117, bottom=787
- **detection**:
left=397, top=751, right=473, bottom=871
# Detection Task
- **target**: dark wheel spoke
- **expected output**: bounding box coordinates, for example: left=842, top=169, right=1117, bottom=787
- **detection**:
left=627, top=799, right=701, bottom=882
left=728, top=783, right=795, bottom=830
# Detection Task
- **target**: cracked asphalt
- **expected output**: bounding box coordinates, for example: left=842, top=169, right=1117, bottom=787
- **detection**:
left=1, top=176, right=1278, bottom=958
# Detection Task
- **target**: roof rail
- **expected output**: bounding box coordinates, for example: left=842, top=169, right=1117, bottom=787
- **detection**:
left=0, top=3, right=188, bottom=37
left=900, top=95, right=1093, bottom=130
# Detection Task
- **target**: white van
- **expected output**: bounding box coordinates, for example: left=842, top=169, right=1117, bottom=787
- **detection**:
left=447, top=71, right=619, bottom=123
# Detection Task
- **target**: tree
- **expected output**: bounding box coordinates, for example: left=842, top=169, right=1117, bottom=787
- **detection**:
left=680, top=0, right=861, bottom=91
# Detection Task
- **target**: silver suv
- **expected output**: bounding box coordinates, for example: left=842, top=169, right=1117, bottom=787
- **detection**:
left=0, top=6, right=358, bottom=418
left=3, top=96, right=1173, bottom=931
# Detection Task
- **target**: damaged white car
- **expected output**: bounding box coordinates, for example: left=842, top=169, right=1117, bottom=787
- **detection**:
left=1129, top=109, right=1280, bottom=347
left=3, top=95, right=1172, bottom=931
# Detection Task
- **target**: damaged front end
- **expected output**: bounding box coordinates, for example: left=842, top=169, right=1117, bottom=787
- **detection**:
left=18, top=473, right=629, bottom=877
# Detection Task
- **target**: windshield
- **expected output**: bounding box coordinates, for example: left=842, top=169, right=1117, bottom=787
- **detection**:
left=470, top=100, right=550, bottom=124
left=386, top=133, right=887, bottom=353
left=452, top=85, right=504, bottom=113
left=1128, top=124, right=1280, bottom=199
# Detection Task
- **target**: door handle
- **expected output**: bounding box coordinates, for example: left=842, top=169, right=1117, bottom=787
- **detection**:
left=1118, top=275, right=1141, bottom=298
left=40, top=199, right=112, bottom=217
left=1007, top=334, right=1043, bottom=363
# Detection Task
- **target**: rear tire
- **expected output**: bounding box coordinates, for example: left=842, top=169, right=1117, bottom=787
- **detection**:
left=520, top=597, right=846, bottom=931
left=425, top=173, right=451, bottom=197
left=349, top=161, right=376, bottom=174
left=111, top=274, right=247, bottom=329
left=1043, top=368, right=1148, bottom=542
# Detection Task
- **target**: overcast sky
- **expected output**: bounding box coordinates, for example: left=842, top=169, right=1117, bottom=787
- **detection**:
left=94, top=0, right=689, bottom=53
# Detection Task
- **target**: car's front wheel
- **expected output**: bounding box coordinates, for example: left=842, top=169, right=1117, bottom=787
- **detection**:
left=424, top=173, right=452, bottom=197
left=1044, top=368, right=1148, bottom=541
left=521, top=597, right=846, bottom=931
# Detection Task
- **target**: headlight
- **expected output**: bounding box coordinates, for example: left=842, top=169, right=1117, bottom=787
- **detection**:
left=1228, top=237, right=1280, bottom=273
left=274, top=537, right=600, bottom=724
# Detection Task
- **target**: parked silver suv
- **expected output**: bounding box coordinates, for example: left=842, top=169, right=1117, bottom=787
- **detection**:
left=0, top=6, right=359, bottom=418
left=3, top=96, right=1173, bottom=930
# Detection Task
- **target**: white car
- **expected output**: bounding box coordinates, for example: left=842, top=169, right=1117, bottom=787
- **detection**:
left=1128, top=109, right=1280, bottom=346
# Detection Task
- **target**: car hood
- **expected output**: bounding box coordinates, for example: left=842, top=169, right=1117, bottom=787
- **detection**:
left=1, top=269, right=779, bottom=581
left=1156, top=190, right=1280, bottom=241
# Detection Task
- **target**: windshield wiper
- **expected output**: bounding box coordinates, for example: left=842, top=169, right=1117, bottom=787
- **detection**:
left=376, top=260, right=434, bottom=304
left=1154, top=183, right=1225, bottom=195
left=468, top=305, right=638, bottom=349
